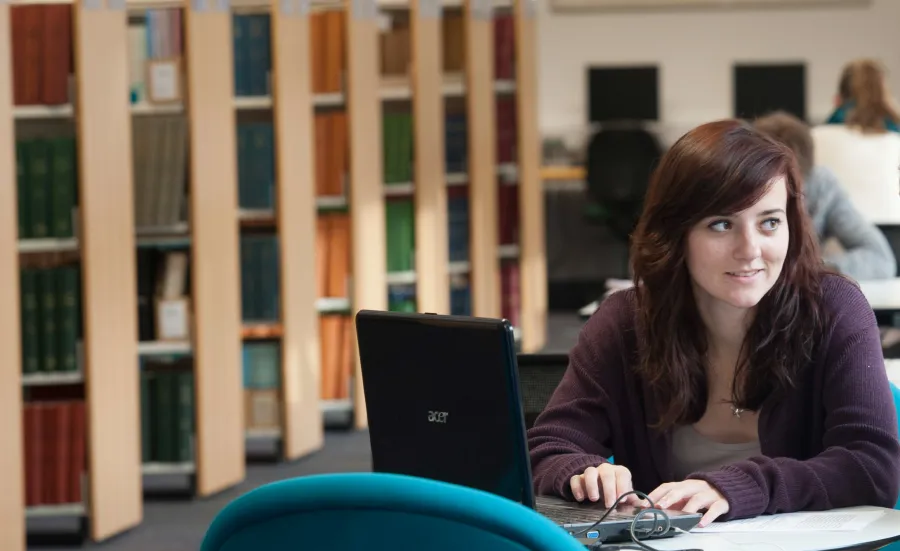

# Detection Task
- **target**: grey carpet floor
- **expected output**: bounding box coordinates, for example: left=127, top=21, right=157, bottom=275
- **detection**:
left=29, top=312, right=587, bottom=551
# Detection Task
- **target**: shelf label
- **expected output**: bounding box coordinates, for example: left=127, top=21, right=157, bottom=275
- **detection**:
left=297, top=0, right=310, bottom=16
left=215, top=0, right=230, bottom=12
left=191, top=0, right=208, bottom=11
left=352, top=0, right=377, bottom=20
left=82, top=0, right=103, bottom=10
left=280, top=0, right=294, bottom=15
left=107, top=0, right=126, bottom=10
left=419, top=0, right=441, bottom=20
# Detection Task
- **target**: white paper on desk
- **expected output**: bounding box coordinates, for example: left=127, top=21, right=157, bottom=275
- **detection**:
left=693, top=510, right=885, bottom=533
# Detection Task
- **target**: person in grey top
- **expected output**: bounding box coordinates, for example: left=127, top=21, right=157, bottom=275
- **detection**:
left=755, top=111, right=896, bottom=281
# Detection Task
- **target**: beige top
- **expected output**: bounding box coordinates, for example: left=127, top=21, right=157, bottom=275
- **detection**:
left=671, top=424, right=761, bottom=481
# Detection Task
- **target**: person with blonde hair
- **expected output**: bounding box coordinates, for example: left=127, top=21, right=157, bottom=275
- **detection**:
left=826, top=58, right=900, bottom=134
left=812, top=59, right=900, bottom=227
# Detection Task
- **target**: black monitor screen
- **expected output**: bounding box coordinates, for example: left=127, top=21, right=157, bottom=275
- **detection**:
left=733, top=63, right=806, bottom=121
left=588, top=66, right=659, bottom=123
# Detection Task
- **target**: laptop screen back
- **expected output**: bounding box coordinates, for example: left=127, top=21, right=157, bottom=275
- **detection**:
left=355, top=310, right=534, bottom=507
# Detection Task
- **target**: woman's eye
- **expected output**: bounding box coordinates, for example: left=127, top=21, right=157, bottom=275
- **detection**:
left=761, top=218, right=781, bottom=231
left=709, top=220, right=730, bottom=232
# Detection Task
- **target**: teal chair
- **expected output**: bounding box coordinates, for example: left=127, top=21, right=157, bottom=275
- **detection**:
left=199, top=472, right=587, bottom=551
left=886, top=382, right=900, bottom=551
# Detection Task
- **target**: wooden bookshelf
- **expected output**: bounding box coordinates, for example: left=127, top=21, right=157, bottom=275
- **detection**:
left=0, top=5, right=24, bottom=550
left=411, top=0, right=450, bottom=314
left=184, top=2, right=245, bottom=496
left=74, top=2, right=143, bottom=540
left=270, top=0, right=324, bottom=459
left=346, top=0, right=385, bottom=429
left=464, top=0, right=501, bottom=319
left=512, top=0, right=544, bottom=352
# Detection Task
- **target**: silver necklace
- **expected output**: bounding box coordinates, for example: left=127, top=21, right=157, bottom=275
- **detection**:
left=731, top=405, right=746, bottom=418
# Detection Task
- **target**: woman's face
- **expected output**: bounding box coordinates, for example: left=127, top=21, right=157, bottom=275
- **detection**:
left=685, top=177, right=790, bottom=312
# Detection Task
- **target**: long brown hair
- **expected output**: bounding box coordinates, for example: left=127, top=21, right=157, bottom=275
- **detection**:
left=630, top=119, right=828, bottom=430
left=838, top=59, right=900, bottom=134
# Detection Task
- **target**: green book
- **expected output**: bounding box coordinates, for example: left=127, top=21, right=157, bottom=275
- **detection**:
left=140, top=369, right=154, bottom=464
left=174, top=370, right=194, bottom=462
left=19, top=269, right=40, bottom=374
left=56, top=265, right=79, bottom=372
left=154, top=371, right=174, bottom=462
left=16, top=141, right=30, bottom=239
left=28, top=139, right=51, bottom=239
left=50, top=138, right=76, bottom=238
left=38, top=268, right=58, bottom=373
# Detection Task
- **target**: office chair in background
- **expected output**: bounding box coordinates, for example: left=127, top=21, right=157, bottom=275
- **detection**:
left=516, top=353, right=569, bottom=430
left=199, top=472, right=587, bottom=551
left=584, top=126, right=662, bottom=262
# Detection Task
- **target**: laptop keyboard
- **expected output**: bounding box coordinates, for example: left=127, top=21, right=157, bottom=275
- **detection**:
left=537, top=500, right=635, bottom=526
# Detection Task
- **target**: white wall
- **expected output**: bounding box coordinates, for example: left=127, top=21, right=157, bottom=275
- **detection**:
left=536, top=1, right=900, bottom=144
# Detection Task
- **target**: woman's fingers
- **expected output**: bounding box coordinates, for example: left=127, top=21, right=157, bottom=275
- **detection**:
left=570, top=474, right=585, bottom=502
left=583, top=466, right=601, bottom=502
left=699, top=499, right=730, bottom=528
left=599, top=466, right=619, bottom=507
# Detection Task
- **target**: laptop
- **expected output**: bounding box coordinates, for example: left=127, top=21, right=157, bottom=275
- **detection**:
left=354, top=309, right=702, bottom=544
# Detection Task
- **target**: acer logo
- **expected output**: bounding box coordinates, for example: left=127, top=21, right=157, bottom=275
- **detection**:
left=427, top=411, right=449, bottom=423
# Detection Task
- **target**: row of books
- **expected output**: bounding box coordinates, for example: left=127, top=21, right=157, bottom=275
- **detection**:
left=16, top=137, right=78, bottom=241
left=10, top=4, right=71, bottom=107
left=137, top=249, right=190, bottom=343
left=242, top=325, right=352, bottom=403
left=383, top=111, right=415, bottom=185
left=23, top=400, right=86, bottom=507
left=237, top=122, right=276, bottom=211
left=129, top=8, right=183, bottom=105
left=386, top=198, right=415, bottom=273
left=240, top=233, right=280, bottom=323
left=448, top=187, right=469, bottom=263
left=140, top=365, right=195, bottom=464
left=235, top=11, right=346, bottom=97
left=315, top=111, right=349, bottom=198
left=389, top=184, right=520, bottom=275
left=316, top=213, right=351, bottom=300
left=20, top=265, right=81, bottom=375
left=382, top=12, right=516, bottom=80
left=133, top=114, right=189, bottom=230
left=233, top=14, right=271, bottom=97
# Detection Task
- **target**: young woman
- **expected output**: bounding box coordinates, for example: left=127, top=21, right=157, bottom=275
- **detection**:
left=527, top=119, right=900, bottom=528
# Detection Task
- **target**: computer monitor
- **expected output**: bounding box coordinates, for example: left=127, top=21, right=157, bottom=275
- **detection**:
left=733, top=63, right=807, bottom=121
left=588, top=65, right=659, bottom=123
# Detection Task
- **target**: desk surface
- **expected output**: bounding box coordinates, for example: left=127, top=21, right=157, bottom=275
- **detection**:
left=646, top=506, right=900, bottom=551
left=859, top=278, right=900, bottom=311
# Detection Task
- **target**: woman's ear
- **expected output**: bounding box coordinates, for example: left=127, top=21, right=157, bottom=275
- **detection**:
left=833, top=95, right=842, bottom=108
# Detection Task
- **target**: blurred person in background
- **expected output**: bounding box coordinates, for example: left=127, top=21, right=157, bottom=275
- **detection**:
left=755, top=110, right=896, bottom=281
left=812, top=59, right=900, bottom=237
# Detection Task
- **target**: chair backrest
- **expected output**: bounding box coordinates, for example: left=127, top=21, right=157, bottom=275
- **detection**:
left=585, top=126, right=663, bottom=239
left=516, top=353, right=569, bottom=430
left=200, top=472, right=587, bottom=551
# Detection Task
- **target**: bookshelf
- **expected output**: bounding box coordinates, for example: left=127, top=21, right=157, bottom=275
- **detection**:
left=269, top=0, right=324, bottom=459
left=510, top=0, right=544, bottom=352
left=0, top=5, right=23, bottom=551
left=75, top=1, right=143, bottom=540
left=184, top=1, right=246, bottom=496
left=0, top=0, right=543, bottom=543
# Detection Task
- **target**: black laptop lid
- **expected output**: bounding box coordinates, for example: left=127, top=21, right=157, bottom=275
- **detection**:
left=355, top=310, right=535, bottom=507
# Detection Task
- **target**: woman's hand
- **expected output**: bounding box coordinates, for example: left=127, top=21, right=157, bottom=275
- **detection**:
left=570, top=463, right=642, bottom=508
left=646, top=479, right=729, bottom=527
